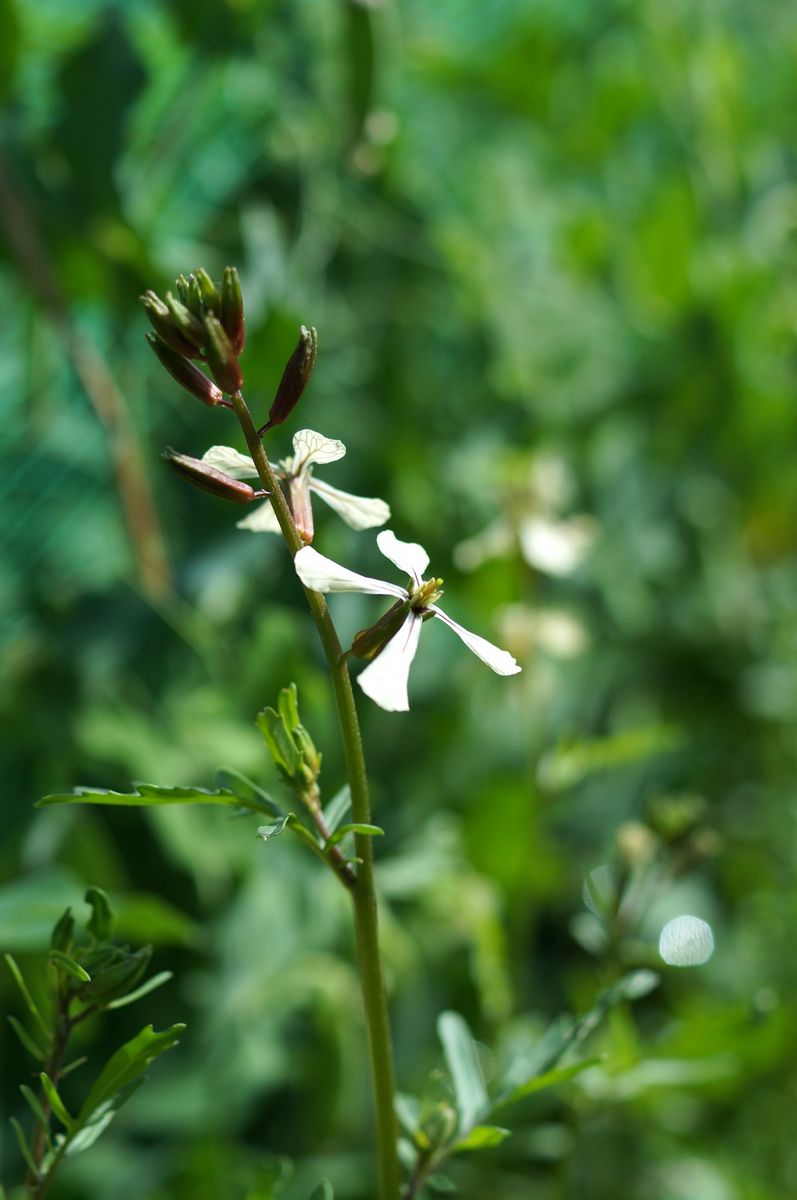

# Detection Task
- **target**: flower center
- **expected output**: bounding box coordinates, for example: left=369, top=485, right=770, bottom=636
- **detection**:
left=410, top=576, right=444, bottom=611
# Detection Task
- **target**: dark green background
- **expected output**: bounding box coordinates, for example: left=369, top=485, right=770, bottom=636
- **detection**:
left=1, top=1, right=795, bottom=1197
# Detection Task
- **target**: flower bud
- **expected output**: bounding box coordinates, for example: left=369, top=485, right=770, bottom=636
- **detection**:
left=175, top=274, right=192, bottom=306
left=162, top=447, right=267, bottom=504
left=140, top=290, right=197, bottom=358
left=220, top=266, right=245, bottom=354
left=203, top=313, right=243, bottom=393
left=289, top=476, right=314, bottom=544
left=262, top=325, right=317, bottom=433
left=146, top=334, right=224, bottom=407
left=165, top=291, right=206, bottom=353
left=194, top=266, right=220, bottom=314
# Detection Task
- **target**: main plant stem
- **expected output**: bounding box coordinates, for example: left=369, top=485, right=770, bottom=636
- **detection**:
left=231, top=391, right=400, bottom=1200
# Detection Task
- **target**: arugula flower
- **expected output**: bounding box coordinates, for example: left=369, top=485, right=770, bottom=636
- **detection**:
left=294, top=530, right=521, bottom=712
left=202, top=430, right=390, bottom=542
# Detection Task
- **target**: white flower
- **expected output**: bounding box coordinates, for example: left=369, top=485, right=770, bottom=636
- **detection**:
left=294, top=530, right=521, bottom=712
left=202, top=429, right=390, bottom=541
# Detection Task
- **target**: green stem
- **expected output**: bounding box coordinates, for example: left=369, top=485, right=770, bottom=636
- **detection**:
left=231, top=392, right=400, bottom=1200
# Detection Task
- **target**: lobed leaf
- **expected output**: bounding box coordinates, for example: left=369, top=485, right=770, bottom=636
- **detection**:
left=37, top=783, right=274, bottom=816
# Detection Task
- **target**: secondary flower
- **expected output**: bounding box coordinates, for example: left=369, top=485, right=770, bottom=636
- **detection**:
left=294, top=530, right=521, bottom=711
left=202, top=429, right=390, bottom=541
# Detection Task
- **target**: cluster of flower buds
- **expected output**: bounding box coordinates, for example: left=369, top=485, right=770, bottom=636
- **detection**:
left=141, top=266, right=246, bottom=404
left=257, top=684, right=323, bottom=806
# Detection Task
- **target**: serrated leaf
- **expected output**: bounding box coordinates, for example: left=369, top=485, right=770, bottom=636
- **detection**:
left=10, top=1116, right=39, bottom=1178
left=325, top=823, right=383, bottom=848
left=38, top=783, right=273, bottom=816
left=8, top=1015, right=49, bottom=1061
left=322, top=785, right=351, bottom=835
left=107, top=970, right=173, bottom=1010
left=19, top=1086, right=52, bottom=1150
left=40, top=1073, right=74, bottom=1130
left=437, top=1011, right=487, bottom=1134
left=49, top=950, right=91, bottom=983
left=5, top=954, right=50, bottom=1037
left=453, top=1124, right=511, bottom=1151
left=75, top=1023, right=185, bottom=1132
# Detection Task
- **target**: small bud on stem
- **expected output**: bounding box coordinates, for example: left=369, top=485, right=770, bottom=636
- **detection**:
left=259, top=325, right=317, bottom=435
left=140, top=290, right=197, bottom=358
left=220, top=266, right=245, bottom=354
left=203, top=314, right=244, bottom=394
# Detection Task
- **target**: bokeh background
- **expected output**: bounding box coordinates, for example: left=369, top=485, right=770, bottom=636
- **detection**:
left=2, top=0, right=796, bottom=1197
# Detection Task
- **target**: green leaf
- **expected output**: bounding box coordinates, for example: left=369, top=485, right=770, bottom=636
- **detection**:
left=75, top=1024, right=185, bottom=1134
left=85, top=887, right=114, bottom=941
left=49, top=950, right=91, bottom=983
left=427, top=1175, right=456, bottom=1194
left=257, top=708, right=300, bottom=778
left=308, top=1184, right=333, bottom=1200
left=437, top=1011, right=488, bottom=1134
left=38, top=783, right=273, bottom=816
left=537, top=725, right=681, bottom=792
left=40, top=1073, right=74, bottom=1131
left=4, top=954, right=50, bottom=1038
left=278, top=682, right=301, bottom=730
left=322, top=785, right=351, bottom=835
left=107, top=970, right=173, bottom=1010
left=395, top=1091, right=421, bottom=1135
left=10, top=1115, right=39, bottom=1179
left=493, top=1058, right=600, bottom=1110
left=50, top=907, right=75, bottom=954
left=325, top=823, right=384, bottom=848
left=256, top=815, right=291, bottom=842
left=8, top=1015, right=49, bottom=1061
left=19, top=1086, right=52, bottom=1150
left=216, top=767, right=284, bottom=818
left=453, top=1124, right=511, bottom=1151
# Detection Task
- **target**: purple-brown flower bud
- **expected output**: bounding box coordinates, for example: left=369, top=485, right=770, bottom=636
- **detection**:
left=220, top=266, right=245, bottom=354
left=203, top=314, right=243, bottom=394
left=146, top=334, right=224, bottom=407
left=261, top=326, right=317, bottom=434
left=140, top=290, right=197, bottom=358
left=162, top=447, right=268, bottom=503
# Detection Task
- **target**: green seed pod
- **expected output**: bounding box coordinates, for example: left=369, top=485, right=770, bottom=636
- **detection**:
left=162, top=447, right=267, bottom=504
left=349, top=599, right=411, bottom=661
left=146, top=334, right=224, bottom=407
left=220, top=266, right=245, bottom=354
left=140, top=291, right=197, bottom=358
left=263, top=325, right=317, bottom=432
left=203, top=314, right=243, bottom=393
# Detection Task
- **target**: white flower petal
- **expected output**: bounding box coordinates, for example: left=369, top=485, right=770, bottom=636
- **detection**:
left=236, top=500, right=281, bottom=533
left=292, top=429, right=346, bottom=470
left=201, top=445, right=257, bottom=481
left=356, top=612, right=423, bottom=712
left=294, top=546, right=405, bottom=598
left=429, top=606, right=521, bottom=676
left=310, top=477, right=391, bottom=530
left=376, top=529, right=429, bottom=583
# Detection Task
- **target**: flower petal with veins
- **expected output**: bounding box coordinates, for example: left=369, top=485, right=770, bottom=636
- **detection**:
left=294, top=546, right=406, bottom=598
left=310, top=477, right=390, bottom=530
left=357, top=611, right=423, bottom=712
left=202, top=445, right=257, bottom=480
left=429, top=606, right=521, bottom=675
left=292, top=429, right=346, bottom=470
left=377, top=530, right=429, bottom=583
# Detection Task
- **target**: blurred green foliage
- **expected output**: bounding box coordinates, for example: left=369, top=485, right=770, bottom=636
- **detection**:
left=1, top=0, right=796, bottom=1197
